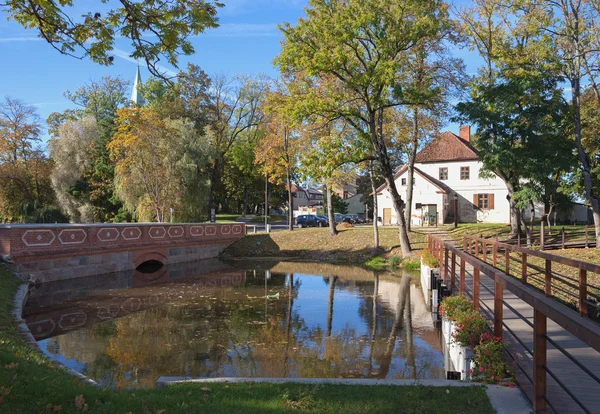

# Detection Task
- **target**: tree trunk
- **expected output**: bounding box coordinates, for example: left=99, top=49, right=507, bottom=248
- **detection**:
left=207, top=158, right=221, bottom=222
left=369, top=161, right=379, bottom=252
left=287, top=170, right=294, bottom=231
left=504, top=180, right=521, bottom=237
left=369, top=116, right=411, bottom=256
left=326, top=183, right=338, bottom=236
left=242, top=185, right=249, bottom=217
left=326, top=276, right=337, bottom=337
left=405, top=108, right=419, bottom=231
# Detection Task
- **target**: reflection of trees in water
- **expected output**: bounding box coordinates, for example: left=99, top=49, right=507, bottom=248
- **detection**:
left=44, top=269, right=443, bottom=387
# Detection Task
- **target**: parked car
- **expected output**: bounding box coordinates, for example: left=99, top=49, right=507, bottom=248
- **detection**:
left=346, top=214, right=362, bottom=224
left=296, top=215, right=328, bottom=228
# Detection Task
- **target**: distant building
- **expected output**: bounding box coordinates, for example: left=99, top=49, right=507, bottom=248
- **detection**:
left=333, top=179, right=367, bottom=217
left=290, top=185, right=324, bottom=211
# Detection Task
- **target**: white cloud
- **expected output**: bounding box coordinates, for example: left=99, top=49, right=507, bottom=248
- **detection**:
left=0, top=36, right=42, bottom=43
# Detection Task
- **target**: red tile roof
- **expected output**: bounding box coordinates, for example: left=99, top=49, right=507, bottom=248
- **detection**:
left=415, top=131, right=479, bottom=163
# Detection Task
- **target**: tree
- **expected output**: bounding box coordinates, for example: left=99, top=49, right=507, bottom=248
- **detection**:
left=206, top=74, right=269, bottom=218
left=255, top=88, right=299, bottom=231
left=0, top=97, right=61, bottom=222
left=276, top=0, right=454, bottom=256
left=109, top=108, right=207, bottom=222
left=528, top=0, right=600, bottom=248
left=3, top=0, right=223, bottom=78
left=49, top=117, right=102, bottom=222
left=325, top=193, right=348, bottom=215
left=47, top=76, right=131, bottom=222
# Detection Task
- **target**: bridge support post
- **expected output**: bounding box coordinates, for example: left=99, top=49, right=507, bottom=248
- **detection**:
left=533, top=310, right=547, bottom=413
left=494, top=274, right=503, bottom=339
left=544, top=260, right=552, bottom=297
left=450, top=252, right=456, bottom=292
left=460, top=258, right=465, bottom=294
left=473, top=268, right=480, bottom=309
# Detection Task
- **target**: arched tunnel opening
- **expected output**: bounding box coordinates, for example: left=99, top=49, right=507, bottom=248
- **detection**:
left=136, top=260, right=164, bottom=274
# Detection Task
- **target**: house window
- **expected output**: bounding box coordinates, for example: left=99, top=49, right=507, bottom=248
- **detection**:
left=439, top=167, right=448, bottom=180
left=460, top=166, right=470, bottom=180
left=473, top=193, right=495, bottom=210
left=401, top=178, right=407, bottom=186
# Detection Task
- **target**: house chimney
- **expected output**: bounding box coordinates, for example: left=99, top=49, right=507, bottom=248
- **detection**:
left=459, top=125, right=471, bottom=142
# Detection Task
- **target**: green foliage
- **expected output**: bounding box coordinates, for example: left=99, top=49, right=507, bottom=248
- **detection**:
left=451, top=309, right=488, bottom=349
left=4, top=0, right=222, bottom=79
left=388, top=256, right=402, bottom=267
left=438, top=295, right=473, bottom=322
left=401, top=256, right=421, bottom=271
left=364, top=256, right=386, bottom=270
left=325, top=193, right=348, bottom=215
left=419, top=249, right=438, bottom=268
left=472, top=333, right=513, bottom=384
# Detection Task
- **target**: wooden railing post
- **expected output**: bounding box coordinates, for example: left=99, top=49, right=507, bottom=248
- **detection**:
left=540, top=220, right=545, bottom=251
left=518, top=232, right=521, bottom=247
left=482, top=241, right=487, bottom=263
left=505, top=249, right=510, bottom=276
left=443, top=248, right=449, bottom=283
left=521, top=252, right=528, bottom=284
left=533, top=310, right=547, bottom=413
left=579, top=269, right=588, bottom=317
left=450, top=252, right=456, bottom=291
left=460, top=258, right=465, bottom=294
left=473, top=268, right=480, bottom=309
left=475, top=240, right=479, bottom=257
left=562, top=227, right=565, bottom=249
left=492, top=243, right=497, bottom=267
left=463, top=235, right=467, bottom=252
left=545, top=259, right=552, bottom=297
left=494, top=274, right=503, bottom=339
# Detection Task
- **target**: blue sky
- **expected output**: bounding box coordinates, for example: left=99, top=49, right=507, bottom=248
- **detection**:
left=0, top=0, right=478, bottom=141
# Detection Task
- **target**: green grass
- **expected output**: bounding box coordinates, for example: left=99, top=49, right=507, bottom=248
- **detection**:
left=0, top=264, right=494, bottom=413
left=215, top=214, right=241, bottom=223
left=223, top=227, right=428, bottom=263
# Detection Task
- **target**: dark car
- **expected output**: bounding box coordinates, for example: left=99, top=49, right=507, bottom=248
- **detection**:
left=296, top=215, right=328, bottom=228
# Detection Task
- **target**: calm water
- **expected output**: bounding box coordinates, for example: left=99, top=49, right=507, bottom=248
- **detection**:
left=23, top=259, right=444, bottom=388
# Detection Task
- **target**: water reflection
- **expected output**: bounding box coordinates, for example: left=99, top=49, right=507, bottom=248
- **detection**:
left=23, top=260, right=444, bottom=388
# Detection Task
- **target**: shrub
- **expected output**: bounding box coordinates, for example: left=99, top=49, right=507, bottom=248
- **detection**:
left=388, top=256, right=402, bottom=267
left=472, top=333, right=513, bottom=384
left=439, top=295, right=473, bottom=322
left=420, top=249, right=439, bottom=268
left=364, top=256, right=385, bottom=270
left=451, top=309, right=488, bottom=349
left=401, top=256, right=421, bottom=271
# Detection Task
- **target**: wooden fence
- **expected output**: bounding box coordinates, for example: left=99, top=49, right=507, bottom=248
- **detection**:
left=427, top=234, right=600, bottom=413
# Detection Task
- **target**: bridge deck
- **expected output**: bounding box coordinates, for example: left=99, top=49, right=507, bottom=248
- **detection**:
left=459, top=264, right=600, bottom=414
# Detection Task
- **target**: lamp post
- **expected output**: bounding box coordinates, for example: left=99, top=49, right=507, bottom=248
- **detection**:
left=454, top=193, right=459, bottom=229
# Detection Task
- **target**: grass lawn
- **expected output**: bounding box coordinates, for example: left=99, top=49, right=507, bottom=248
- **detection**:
left=223, top=227, right=429, bottom=263
left=215, top=214, right=241, bottom=223
left=0, top=265, right=494, bottom=413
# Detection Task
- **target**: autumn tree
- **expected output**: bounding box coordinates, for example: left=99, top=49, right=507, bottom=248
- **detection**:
left=49, top=116, right=102, bottom=222
left=3, top=0, right=223, bottom=78
left=109, top=108, right=208, bottom=222
left=276, top=0, right=455, bottom=256
left=0, top=97, right=62, bottom=222
left=255, top=88, right=300, bottom=231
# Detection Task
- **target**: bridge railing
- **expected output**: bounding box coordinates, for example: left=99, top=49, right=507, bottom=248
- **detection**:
left=427, top=234, right=600, bottom=413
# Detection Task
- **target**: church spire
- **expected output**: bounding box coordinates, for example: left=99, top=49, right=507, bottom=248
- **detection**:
left=130, top=66, right=145, bottom=106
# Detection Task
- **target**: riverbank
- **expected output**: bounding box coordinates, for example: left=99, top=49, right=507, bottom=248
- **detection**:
left=0, top=265, right=497, bottom=413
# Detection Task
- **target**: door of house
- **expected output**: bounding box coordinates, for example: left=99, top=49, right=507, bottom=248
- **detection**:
left=423, top=205, right=438, bottom=226
left=383, top=208, right=392, bottom=225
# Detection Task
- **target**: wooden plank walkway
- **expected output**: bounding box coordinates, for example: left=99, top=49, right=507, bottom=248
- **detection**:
left=458, top=264, right=600, bottom=413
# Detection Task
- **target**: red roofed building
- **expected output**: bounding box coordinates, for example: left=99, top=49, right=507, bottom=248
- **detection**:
left=375, top=126, right=544, bottom=226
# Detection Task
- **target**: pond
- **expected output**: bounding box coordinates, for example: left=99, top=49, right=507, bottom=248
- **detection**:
left=23, top=259, right=445, bottom=388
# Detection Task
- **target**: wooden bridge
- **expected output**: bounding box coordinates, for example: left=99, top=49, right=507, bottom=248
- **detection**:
left=0, top=223, right=245, bottom=283
left=428, top=234, right=600, bottom=413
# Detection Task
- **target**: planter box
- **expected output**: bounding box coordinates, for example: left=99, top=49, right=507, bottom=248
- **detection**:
left=442, top=317, right=474, bottom=381
left=420, top=260, right=436, bottom=307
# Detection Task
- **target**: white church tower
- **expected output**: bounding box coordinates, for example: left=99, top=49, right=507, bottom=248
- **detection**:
left=130, top=66, right=145, bottom=106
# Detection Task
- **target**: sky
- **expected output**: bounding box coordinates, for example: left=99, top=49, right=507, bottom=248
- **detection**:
left=0, top=0, right=479, bottom=142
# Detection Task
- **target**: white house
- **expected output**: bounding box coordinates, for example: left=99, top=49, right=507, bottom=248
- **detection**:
left=376, top=126, right=545, bottom=226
